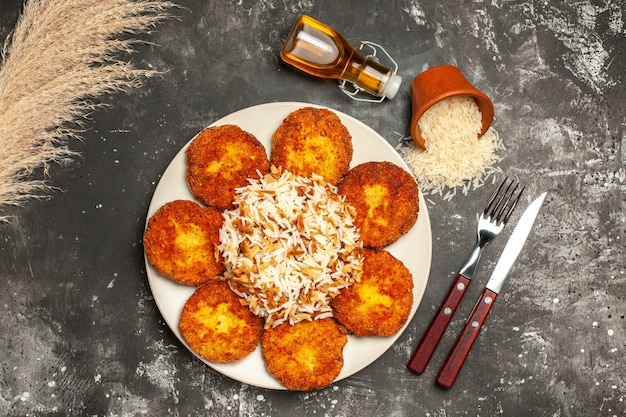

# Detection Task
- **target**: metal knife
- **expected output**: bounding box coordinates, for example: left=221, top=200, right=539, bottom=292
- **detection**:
left=435, top=192, right=547, bottom=389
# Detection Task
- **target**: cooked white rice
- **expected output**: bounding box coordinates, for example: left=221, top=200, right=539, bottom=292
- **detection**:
left=218, top=167, right=363, bottom=328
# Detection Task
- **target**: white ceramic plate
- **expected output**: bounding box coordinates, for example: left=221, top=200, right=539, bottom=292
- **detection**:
left=145, top=102, right=432, bottom=390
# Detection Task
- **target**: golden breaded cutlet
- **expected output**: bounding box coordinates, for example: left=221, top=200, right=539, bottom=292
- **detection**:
left=179, top=280, right=264, bottom=362
left=270, top=107, right=352, bottom=185
left=143, top=199, right=225, bottom=286
left=186, top=124, right=270, bottom=210
left=331, top=249, right=413, bottom=336
left=261, top=318, right=347, bottom=390
left=338, top=161, right=419, bottom=249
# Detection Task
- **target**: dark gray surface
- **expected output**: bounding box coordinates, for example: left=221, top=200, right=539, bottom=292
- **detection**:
left=1, top=0, right=624, bottom=416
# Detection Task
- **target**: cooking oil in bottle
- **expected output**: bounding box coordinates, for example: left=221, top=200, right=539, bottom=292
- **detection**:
left=281, top=15, right=402, bottom=101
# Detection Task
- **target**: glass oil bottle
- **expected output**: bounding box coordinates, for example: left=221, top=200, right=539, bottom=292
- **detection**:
left=280, top=15, right=402, bottom=102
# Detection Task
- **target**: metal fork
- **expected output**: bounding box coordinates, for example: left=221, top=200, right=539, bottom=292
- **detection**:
left=407, top=178, right=524, bottom=375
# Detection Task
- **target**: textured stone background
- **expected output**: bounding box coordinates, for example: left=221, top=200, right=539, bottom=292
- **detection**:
left=0, top=0, right=624, bottom=416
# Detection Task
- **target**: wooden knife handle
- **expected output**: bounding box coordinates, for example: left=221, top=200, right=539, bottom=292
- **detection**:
left=436, top=288, right=498, bottom=389
left=407, top=274, right=471, bottom=374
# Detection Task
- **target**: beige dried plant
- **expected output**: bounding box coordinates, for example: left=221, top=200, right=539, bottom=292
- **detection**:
left=0, top=0, right=176, bottom=221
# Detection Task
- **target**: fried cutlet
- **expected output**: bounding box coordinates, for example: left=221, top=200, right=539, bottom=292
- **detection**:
left=338, top=161, right=419, bottom=249
left=261, top=318, right=347, bottom=390
left=331, top=249, right=413, bottom=336
left=270, top=107, right=353, bottom=185
left=143, top=199, right=224, bottom=286
left=179, top=280, right=264, bottom=362
left=186, top=124, right=270, bottom=210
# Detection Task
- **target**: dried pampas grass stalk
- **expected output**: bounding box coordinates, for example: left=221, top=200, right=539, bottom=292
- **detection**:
left=0, top=0, right=176, bottom=220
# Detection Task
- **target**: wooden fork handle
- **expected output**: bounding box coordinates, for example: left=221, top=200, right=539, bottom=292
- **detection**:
left=436, top=288, right=498, bottom=389
left=407, top=274, right=471, bottom=374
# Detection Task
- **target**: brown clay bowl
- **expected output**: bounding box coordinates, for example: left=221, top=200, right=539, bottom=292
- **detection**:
left=409, top=65, right=494, bottom=150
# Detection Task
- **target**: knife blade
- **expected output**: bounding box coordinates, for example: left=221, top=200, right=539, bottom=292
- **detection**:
left=435, top=192, right=547, bottom=389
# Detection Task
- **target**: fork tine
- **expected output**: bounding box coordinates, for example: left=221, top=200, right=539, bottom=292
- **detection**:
left=484, top=178, right=524, bottom=225
left=482, top=178, right=509, bottom=217
left=491, top=181, right=518, bottom=221
left=502, top=185, right=525, bottom=223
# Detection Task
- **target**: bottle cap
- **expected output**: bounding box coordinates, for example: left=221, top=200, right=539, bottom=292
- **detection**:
left=382, top=74, right=402, bottom=99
